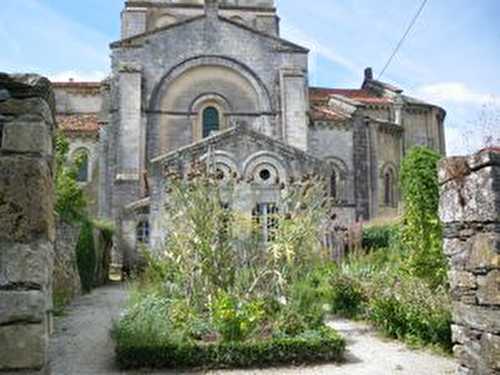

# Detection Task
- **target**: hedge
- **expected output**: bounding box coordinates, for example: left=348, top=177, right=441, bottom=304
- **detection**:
left=115, top=327, right=345, bottom=369
left=75, top=219, right=96, bottom=292
left=362, top=225, right=399, bottom=250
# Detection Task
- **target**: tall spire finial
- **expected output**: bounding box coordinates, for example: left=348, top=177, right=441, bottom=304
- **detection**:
left=205, top=0, right=219, bottom=18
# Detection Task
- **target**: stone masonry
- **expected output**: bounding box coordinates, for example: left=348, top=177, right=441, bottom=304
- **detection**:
left=439, top=150, right=500, bottom=375
left=53, top=220, right=82, bottom=307
left=0, top=74, right=56, bottom=373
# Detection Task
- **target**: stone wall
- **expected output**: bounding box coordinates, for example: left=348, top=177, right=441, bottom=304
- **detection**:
left=0, top=74, right=56, bottom=373
left=439, top=150, right=500, bottom=375
left=53, top=220, right=82, bottom=308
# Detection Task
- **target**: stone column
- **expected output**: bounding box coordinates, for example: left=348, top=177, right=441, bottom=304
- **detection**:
left=0, top=74, right=56, bottom=373
left=352, top=114, right=371, bottom=221
left=280, top=69, right=308, bottom=151
left=439, top=150, right=500, bottom=375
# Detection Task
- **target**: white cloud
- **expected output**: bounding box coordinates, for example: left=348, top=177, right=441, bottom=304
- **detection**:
left=0, top=0, right=110, bottom=78
left=414, top=82, right=500, bottom=106
left=47, top=70, right=108, bottom=83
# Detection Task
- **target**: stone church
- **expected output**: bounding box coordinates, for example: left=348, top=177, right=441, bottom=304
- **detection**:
left=54, top=0, right=446, bottom=264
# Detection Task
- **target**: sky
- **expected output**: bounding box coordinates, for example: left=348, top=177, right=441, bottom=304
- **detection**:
left=1, top=0, right=499, bottom=155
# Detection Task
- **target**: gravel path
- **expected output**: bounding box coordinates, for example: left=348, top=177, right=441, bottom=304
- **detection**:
left=50, top=283, right=457, bottom=375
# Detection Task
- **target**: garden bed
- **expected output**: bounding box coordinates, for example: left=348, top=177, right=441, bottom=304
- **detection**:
left=114, top=326, right=345, bottom=369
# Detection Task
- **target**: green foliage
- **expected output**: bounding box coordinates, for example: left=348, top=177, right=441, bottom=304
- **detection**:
left=93, top=219, right=115, bottom=241
left=369, top=276, right=452, bottom=351
left=113, top=325, right=345, bottom=370
left=362, top=224, right=399, bottom=250
left=112, top=167, right=345, bottom=368
left=211, top=293, right=265, bottom=342
left=54, top=133, right=87, bottom=222
left=330, top=275, right=366, bottom=318
left=400, top=146, right=447, bottom=288
left=325, top=243, right=452, bottom=352
left=76, top=219, right=97, bottom=292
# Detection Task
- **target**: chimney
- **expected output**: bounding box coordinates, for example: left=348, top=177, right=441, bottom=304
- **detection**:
left=364, top=67, right=373, bottom=81
left=205, top=0, right=219, bottom=18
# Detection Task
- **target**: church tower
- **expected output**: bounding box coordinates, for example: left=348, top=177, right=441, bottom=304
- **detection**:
left=121, top=0, right=279, bottom=40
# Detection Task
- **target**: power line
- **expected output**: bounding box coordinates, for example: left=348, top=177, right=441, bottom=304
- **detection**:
left=378, top=0, right=430, bottom=80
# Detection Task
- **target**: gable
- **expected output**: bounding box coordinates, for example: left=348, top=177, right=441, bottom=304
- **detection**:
left=110, top=15, right=308, bottom=54
left=150, top=125, right=328, bottom=181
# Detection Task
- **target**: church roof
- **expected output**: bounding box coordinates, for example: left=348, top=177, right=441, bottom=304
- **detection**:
left=309, top=87, right=393, bottom=106
left=57, top=114, right=101, bottom=136
left=110, top=14, right=308, bottom=53
left=310, top=105, right=351, bottom=122
left=151, top=124, right=326, bottom=170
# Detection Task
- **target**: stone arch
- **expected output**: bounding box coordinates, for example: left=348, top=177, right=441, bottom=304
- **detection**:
left=149, top=55, right=273, bottom=113
left=147, top=56, right=273, bottom=163
left=200, top=150, right=240, bottom=180
left=324, top=156, right=348, bottom=201
left=190, top=93, right=233, bottom=141
left=380, top=162, right=398, bottom=207
left=242, top=151, right=287, bottom=185
left=71, top=147, right=91, bottom=183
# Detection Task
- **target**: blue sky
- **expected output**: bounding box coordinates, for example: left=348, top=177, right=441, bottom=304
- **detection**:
left=1, top=0, right=499, bottom=155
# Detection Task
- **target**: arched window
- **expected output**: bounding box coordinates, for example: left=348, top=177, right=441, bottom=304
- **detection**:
left=202, top=107, right=220, bottom=138
left=330, top=169, right=338, bottom=199
left=136, top=221, right=150, bottom=245
left=75, top=150, right=89, bottom=183
left=384, top=169, right=395, bottom=207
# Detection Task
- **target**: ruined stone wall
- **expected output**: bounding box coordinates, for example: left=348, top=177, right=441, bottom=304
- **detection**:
left=0, top=74, right=56, bottom=373
left=439, top=150, right=500, bottom=375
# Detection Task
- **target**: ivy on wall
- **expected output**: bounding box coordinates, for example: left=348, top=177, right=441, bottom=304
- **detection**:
left=400, top=146, right=447, bottom=288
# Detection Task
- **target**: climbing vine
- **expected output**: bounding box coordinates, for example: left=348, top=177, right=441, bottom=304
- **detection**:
left=55, top=133, right=87, bottom=222
left=400, top=146, right=447, bottom=288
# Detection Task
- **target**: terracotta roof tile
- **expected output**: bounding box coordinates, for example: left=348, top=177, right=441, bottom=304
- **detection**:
left=52, top=82, right=101, bottom=88
left=310, top=105, right=350, bottom=122
left=310, top=87, right=392, bottom=105
left=57, top=114, right=101, bottom=135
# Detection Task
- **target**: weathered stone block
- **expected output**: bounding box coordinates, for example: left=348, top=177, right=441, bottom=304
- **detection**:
left=440, top=165, right=500, bottom=224
left=445, top=233, right=500, bottom=273
left=452, top=324, right=483, bottom=344
left=481, top=333, right=500, bottom=370
left=0, top=323, right=47, bottom=370
left=0, top=291, right=45, bottom=324
left=0, top=156, right=55, bottom=243
left=0, top=239, right=54, bottom=289
left=453, top=302, right=500, bottom=334
left=2, top=121, right=52, bottom=155
left=477, top=270, right=500, bottom=306
left=0, top=97, right=53, bottom=125
left=454, top=343, right=480, bottom=369
left=449, top=270, right=477, bottom=291
left=468, top=233, right=500, bottom=272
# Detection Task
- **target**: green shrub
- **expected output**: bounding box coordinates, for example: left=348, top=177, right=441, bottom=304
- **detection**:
left=368, top=276, right=452, bottom=351
left=76, top=219, right=96, bottom=292
left=211, top=293, right=265, bottom=342
left=114, top=326, right=345, bottom=369
left=55, top=133, right=87, bottom=222
left=330, top=275, right=366, bottom=318
left=362, top=225, right=399, bottom=250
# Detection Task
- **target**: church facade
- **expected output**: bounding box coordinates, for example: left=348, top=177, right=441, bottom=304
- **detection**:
left=54, top=0, right=446, bottom=265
